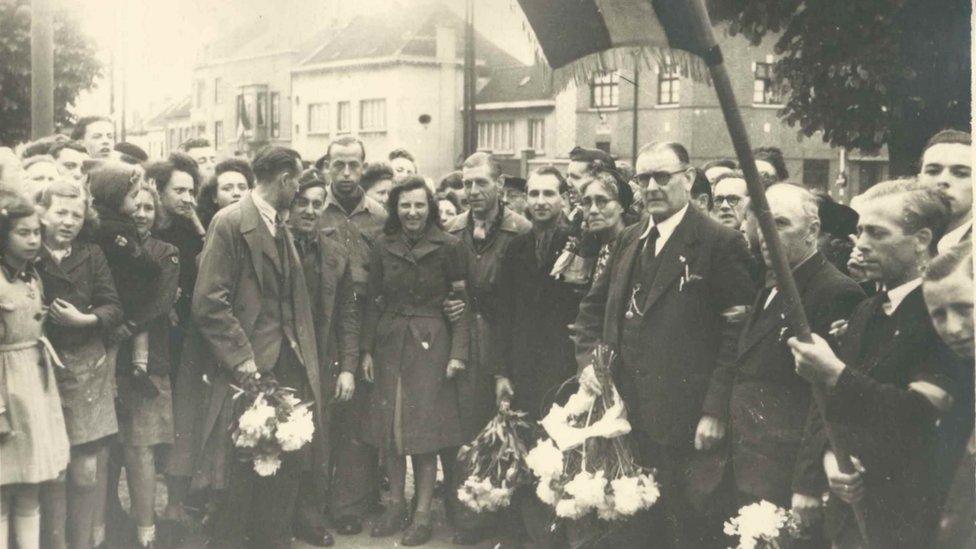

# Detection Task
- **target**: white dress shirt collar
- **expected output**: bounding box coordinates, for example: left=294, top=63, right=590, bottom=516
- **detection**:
left=639, top=203, right=689, bottom=255
left=251, top=191, right=279, bottom=237
left=883, top=277, right=922, bottom=316
left=45, top=245, right=71, bottom=264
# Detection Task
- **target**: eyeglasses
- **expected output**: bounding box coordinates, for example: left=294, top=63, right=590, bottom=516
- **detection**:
left=714, top=194, right=744, bottom=207
left=633, top=168, right=687, bottom=188
left=581, top=196, right=614, bottom=210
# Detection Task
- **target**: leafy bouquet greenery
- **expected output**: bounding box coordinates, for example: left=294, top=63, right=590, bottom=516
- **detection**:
left=456, top=400, right=533, bottom=512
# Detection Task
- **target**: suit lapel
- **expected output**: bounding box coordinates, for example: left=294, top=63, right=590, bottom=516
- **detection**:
left=609, top=229, right=642, bottom=319
left=641, top=208, right=700, bottom=313
left=868, top=287, right=925, bottom=373
left=239, top=196, right=276, bottom=292
left=738, top=253, right=829, bottom=356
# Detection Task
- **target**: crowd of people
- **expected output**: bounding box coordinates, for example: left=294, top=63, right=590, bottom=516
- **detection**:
left=0, top=114, right=971, bottom=549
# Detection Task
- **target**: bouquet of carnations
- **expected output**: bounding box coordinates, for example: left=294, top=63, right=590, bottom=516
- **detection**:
left=456, top=400, right=533, bottom=512
left=724, top=500, right=800, bottom=549
left=527, top=345, right=659, bottom=522
left=230, top=372, right=315, bottom=477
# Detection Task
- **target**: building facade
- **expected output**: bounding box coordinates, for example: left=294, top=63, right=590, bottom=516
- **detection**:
left=572, top=24, right=888, bottom=200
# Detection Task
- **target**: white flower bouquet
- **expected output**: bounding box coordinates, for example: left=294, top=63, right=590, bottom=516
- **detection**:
left=230, top=373, right=315, bottom=477
left=528, top=345, right=660, bottom=524
left=456, top=400, right=533, bottom=512
left=724, top=500, right=800, bottom=549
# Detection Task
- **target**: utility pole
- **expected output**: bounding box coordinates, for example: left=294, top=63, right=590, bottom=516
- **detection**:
left=631, top=52, right=640, bottom=164
left=462, top=0, right=477, bottom=158
left=30, top=0, right=54, bottom=139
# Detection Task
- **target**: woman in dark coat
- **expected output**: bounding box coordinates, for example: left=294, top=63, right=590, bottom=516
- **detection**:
left=87, top=163, right=164, bottom=546
left=36, top=181, right=123, bottom=549
left=361, top=176, right=468, bottom=546
left=116, top=183, right=180, bottom=548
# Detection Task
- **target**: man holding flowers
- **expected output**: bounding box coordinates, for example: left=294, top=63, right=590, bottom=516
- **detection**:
left=573, top=141, right=755, bottom=547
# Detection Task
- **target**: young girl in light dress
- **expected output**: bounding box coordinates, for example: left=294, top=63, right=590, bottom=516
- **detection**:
left=0, top=189, right=70, bottom=549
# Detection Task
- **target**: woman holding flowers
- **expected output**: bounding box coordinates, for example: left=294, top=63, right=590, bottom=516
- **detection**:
left=0, top=190, right=70, bottom=549
left=361, top=176, right=469, bottom=546
left=36, top=181, right=123, bottom=549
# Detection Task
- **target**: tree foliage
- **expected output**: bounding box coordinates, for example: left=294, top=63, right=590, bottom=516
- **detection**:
left=709, top=0, right=971, bottom=174
left=0, top=0, right=102, bottom=146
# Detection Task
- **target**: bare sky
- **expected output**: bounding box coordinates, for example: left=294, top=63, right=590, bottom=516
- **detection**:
left=68, top=0, right=537, bottom=122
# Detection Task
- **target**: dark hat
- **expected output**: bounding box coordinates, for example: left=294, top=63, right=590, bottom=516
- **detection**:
left=115, top=142, right=148, bottom=163
left=816, top=193, right=858, bottom=237
left=502, top=176, right=527, bottom=194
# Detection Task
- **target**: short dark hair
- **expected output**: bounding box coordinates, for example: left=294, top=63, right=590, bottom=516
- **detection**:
left=388, top=148, right=416, bottom=164
left=317, top=136, right=366, bottom=170
left=297, top=168, right=328, bottom=195
left=179, top=137, right=212, bottom=152
left=637, top=141, right=691, bottom=166
left=214, top=157, right=255, bottom=188
left=49, top=141, right=88, bottom=160
left=115, top=142, right=148, bottom=163
left=361, top=162, right=395, bottom=192
left=754, top=147, right=790, bottom=181
left=925, top=129, right=972, bottom=151
left=701, top=158, right=738, bottom=172
left=437, top=170, right=463, bottom=192
left=926, top=243, right=973, bottom=282
left=383, top=175, right=441, bottom=235
left=858, top=178, right=951, bottom=255
left=569, top=146, right=617, bottom=173
left=532, top=166, right=570, bottom=195
left=70, top=116, right=112, bottom=140
left=22, top=140, right=54, bottom=159
left=145, top=151, right=202, bottom=195
left=0, top=190, right=38, bottom=254
left=252, top=146, right=302, bottom=184
left=690, top=168, right=714, bottom=210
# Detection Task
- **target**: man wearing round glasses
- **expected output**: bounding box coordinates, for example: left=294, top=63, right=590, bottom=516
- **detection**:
left=574, top=141, right=756, bottom=546
left=711, top=171, right=750, bottom=231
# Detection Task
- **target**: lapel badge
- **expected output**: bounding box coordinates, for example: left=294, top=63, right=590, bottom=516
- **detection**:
left=421, top=340, right=430, bottom=350
left=625, top=310, right=635, bottom=320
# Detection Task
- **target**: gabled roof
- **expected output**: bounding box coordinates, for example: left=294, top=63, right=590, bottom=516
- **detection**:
left=198, top=6, right=339, bottom=65
left=144, top=96, right=192, bottom=128
left=297, top=1, right=521, bottom=69
left=475, top=63, right=553, bottom=105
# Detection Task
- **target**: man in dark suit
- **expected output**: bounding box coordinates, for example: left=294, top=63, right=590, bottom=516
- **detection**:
left=705, top=184, right=864, bottom=531
left=287, top=170, right=361, bottom=547
left=495, top=167, right=582, bottom=547
left=788, top=179, right=959, bottom=548
left=191, top=146, right=322, bottom=549
left=574, top=141, right=755, bottom=547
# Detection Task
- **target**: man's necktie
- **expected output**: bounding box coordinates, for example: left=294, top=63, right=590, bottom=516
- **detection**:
left=642, top=226, right=660, bottom=260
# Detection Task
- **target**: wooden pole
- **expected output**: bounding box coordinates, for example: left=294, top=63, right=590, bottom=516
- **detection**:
left=683, top=0, right=872, bottom=544
left=631, top=51, right=639, bottom=164
left=30, top=0, right=54, bottom=139
left=462, top=0, right=477, bottom=158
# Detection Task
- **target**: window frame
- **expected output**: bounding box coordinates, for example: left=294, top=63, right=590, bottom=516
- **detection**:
left=307, top=103, right=330, bottom=135
left=336, top=101, right=351, bottom=134
left=590, top=71, right=620, bottom=109
left=657, top=62, right=680, bottom=106
left=753, top=62, right=784, bottom=106
left=359, top=98, right=387, bottom=133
